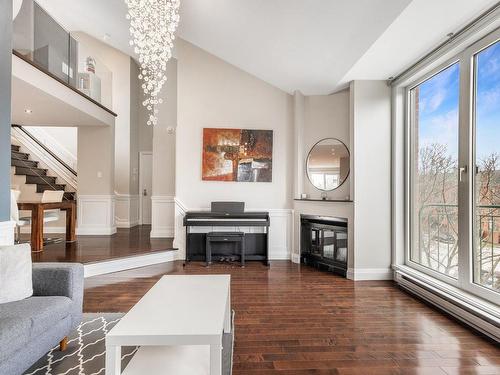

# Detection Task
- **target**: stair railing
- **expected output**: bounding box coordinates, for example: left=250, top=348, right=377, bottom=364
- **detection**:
left=11, top=125, right=77, bottom=195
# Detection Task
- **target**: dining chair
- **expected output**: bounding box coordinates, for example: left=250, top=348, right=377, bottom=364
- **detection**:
left=39, top=190, right=65, bottom=221
left=14, top=190, right=64, bottom=244
left=10, top=190, right=29, bottom=243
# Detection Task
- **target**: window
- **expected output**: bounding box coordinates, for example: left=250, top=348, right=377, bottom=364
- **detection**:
left=406, top=29, right=500, bottom=304
left=473, top=40, right=500, bottom=293
left=409, top=63, right=460, bottom=279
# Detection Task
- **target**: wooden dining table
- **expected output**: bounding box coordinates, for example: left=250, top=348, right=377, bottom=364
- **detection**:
left=17, top=200, right=77, bottom=252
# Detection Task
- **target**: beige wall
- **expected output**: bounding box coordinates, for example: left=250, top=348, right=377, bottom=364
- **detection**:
left=176, top=39, right=293, bottom=210
left=73, top=32, right=137, bottom=197
left=302, top=91, right=350, bottom=200
left=77, top=125, right=115, bottom=195
left=152, top=59, right=177, bottom=197
left=350, top=80, right=392, bottom=274
left=129, top=61, right=141, bottom=195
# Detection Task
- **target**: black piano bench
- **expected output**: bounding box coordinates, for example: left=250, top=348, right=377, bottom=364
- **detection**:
left=206, top=232, right=245, bottom=267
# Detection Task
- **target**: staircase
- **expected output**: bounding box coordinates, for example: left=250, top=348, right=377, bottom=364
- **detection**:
left=11, top=144, right=76, bottom=200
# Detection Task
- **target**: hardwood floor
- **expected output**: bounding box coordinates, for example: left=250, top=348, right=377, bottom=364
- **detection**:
left=30, top=225, right=174, bottom=264
left=84, top=261, right=500, bottom=374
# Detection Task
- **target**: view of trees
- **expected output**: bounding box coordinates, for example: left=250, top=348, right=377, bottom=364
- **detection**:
left=414, top=142, right=500, bottom=291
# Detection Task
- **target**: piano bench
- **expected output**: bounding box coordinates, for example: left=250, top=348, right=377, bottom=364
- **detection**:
left=206, top=232, right=245, bottom=267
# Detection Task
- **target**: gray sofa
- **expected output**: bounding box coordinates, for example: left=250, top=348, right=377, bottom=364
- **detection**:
left=0, top=263, right=84, bottom=375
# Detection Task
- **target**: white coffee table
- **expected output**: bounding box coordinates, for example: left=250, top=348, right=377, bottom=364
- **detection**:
left=105, top=275, right=231, bottom=375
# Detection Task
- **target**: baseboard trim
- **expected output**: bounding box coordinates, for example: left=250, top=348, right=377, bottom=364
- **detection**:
left=84, top=250, right=178, bottom=278
left=347, top=268, right=394, bottom=281
left=270, top=251, right=291, bottom=260
left=291, top=253, right=300, bottom=264
left=115, top=220, right=140, bottom=229
left=76, top=226, right=117, bottom=236
left=150, top=227, right=174, bottom=238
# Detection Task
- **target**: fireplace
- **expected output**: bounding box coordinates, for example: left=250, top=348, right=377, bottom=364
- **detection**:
left=300, top=215, right=348, bottom=276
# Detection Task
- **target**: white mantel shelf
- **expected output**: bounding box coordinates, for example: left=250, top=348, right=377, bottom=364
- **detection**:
left=294, top=199, right=354, bottom=203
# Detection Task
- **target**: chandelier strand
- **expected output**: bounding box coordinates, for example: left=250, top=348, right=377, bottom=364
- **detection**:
left=125, top=0, right=180, bottom=126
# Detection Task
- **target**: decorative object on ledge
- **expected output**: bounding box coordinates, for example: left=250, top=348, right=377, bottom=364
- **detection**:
left=306, top=138, right=350, bottom=191
left=300, top=215, right=348, bottom=277
left=125, top=0, right=180, bottom=126
left=78, top=57, right=101, bottom=103
left=202, top=128, right=273, bottom=182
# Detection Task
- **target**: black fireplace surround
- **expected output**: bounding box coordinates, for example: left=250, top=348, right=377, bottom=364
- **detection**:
left=300, top=215, right=348, bottom=276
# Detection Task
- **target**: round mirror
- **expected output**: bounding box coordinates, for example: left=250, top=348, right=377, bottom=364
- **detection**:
left=306, top=138, right=350, bottom=191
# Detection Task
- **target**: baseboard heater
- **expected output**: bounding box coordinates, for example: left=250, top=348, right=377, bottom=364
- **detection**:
left=395, top=271, right=500, bottom=343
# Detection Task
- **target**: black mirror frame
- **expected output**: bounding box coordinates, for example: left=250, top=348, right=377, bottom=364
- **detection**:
left=305, top=137, right=350, bottom=192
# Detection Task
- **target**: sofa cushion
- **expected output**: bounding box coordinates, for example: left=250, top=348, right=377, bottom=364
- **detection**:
left=0, top=316, right=31, bottom=362
left=0, top=243, right=33, bottom=303
left=0, top=296, right=72, bottom=338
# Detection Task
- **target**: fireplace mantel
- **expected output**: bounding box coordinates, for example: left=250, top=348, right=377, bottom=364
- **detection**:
left=294, top=198, right=353, bottom=203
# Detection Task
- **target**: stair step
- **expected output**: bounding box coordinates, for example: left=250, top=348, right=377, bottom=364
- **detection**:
left=11, top=150, right=30, bottom=160
left=11, top=144, right=20, bottom=152
left=15, top=166, right=48, bottom=177
left=36, top=184, right=66, bottom=193
left=64, top=192, right=76, bottom=201
left=26, top=175, right=57, bottom=185
left=11, top=158, right=38, bottom=168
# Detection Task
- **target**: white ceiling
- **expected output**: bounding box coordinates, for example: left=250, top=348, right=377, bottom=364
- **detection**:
left=36, top=0, right=498, bottom=95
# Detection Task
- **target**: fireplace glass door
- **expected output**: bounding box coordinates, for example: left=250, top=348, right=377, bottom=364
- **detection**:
left=301, top=215, right=348, bottom=276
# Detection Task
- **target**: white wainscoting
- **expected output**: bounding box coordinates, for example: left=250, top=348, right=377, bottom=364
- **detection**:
left=151, top=195, right=175, bottom=238
left=268, top=209, right=293, bottom=260
left=115, top=194, right=140, bottom=228
left=76, top=195, right=116, bottom=235
left=0, top=221, right=16, bottom=246
left=173, top=199, right=293, bottom=261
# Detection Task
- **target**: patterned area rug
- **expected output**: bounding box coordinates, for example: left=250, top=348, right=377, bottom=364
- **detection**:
left=25, top=313, right=234, bottom=375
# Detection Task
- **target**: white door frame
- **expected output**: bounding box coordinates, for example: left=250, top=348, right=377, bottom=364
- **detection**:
left=139, top=151, right=153, bottom=225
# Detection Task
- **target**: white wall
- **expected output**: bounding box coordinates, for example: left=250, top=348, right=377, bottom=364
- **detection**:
left=151, top=59, right=177, bottom=238
left=73, top=32, right=142, bottom=228
left=176, top=39, right=294, bottom=210
left=173, top=39, right=294, bottom=258
left=24, top=126, right=77, bottom=170
left=302, top=91, right=350, bottom=200
left=350, top=80, right=392, bottom=280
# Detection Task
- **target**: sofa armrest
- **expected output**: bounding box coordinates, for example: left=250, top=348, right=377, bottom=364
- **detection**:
left=32, top=263, right=84, bottom=328
left=32, top=263, right=84, bottom=299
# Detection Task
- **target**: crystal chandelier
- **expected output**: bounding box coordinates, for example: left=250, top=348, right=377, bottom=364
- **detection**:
left=125, top=0, right=180, bottom=126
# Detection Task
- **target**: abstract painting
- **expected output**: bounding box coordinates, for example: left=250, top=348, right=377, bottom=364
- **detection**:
left=202, top=128, right=273, bottom=182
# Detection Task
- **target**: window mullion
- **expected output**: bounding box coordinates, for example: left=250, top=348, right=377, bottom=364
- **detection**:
left=457, top=50, right=473, bottom=291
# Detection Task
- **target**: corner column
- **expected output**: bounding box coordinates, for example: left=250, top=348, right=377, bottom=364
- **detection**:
left=151, top=59, right=177, bottom=241
left=77, top=125, right=117, bottom=235
left=0, top=0, right=16, bottom=246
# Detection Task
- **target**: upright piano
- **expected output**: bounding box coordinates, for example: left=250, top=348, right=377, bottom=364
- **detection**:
left=183, top=202, right=270, bottom=264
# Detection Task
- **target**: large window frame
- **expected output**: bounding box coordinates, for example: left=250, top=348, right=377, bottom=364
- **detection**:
left=405, top=28, right=500, bottom=306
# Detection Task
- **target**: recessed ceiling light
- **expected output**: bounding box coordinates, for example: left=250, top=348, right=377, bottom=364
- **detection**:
left=24, top=109, right=32, bottom=114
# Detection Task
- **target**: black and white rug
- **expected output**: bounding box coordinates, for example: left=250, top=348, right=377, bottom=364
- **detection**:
left=25, top=313, right=234, bottom=375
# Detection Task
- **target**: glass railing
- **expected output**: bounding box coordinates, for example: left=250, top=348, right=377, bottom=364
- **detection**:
left=418, top=204, right=500, bottom=292
left=12, top=0, right=113, bottom=109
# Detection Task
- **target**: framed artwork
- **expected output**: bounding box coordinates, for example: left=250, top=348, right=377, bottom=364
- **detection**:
left=202, top=128, right=273, bottom=182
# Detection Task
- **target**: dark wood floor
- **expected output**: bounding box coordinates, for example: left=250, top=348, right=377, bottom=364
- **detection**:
left=84, top=261, right=500, bottom=374
left=30, top=225, right=174, bottom=264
